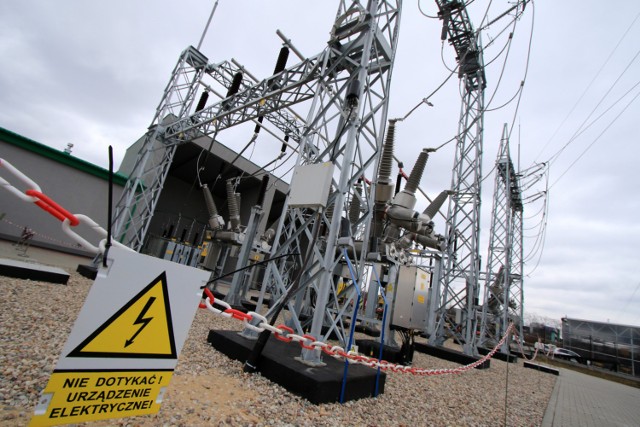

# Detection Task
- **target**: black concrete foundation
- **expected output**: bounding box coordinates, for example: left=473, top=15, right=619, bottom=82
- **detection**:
left=208, top=329, right=386, bottom=404
left=477, top=346, right=518, bottom=363
left=414, top=342, right=491, bottom=369
left=356, top=340, right=406, bottom=365
left=76, top=263, right=97, bottom=280
left=1, top=258, right=69, bottom=284
left=523, top=361, right=560, bottom=375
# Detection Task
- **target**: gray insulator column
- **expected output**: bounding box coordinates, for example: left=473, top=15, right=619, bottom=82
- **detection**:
left=404, top=149, right=430, bottom=195
left=349, top=180, right=362, bottom=232
left=226, top=179, right=241, bottom=230
left=203, top=184, right=224, bottom=230
left=378, top=120, right=396, bottom=185
left=423, top=190, right=451, bottom=219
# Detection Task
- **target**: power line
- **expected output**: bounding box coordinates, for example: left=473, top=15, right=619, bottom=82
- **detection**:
left=534, top=10, right=640, bottom=163
left=547, top=46, right=640, bottom=167
left=549, top=87, right=640, bottom=188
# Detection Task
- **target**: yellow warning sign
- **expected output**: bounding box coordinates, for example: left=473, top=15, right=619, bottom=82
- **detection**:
left=28, top=370, right=172, bottom=426
left=67, top=272, right=177, bottom=359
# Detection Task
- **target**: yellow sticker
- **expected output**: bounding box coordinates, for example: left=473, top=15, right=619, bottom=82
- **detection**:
left=417, top=295, right=425, bottom=304
left=29, top=370, right=172, bottom=426
left=67, top=272, right=176, bottom=359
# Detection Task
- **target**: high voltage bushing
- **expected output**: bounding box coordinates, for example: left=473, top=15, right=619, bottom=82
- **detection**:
left=378, top=120, right=396, bottom=184
left=226, top=179, right=241, bottom=231
left=202, top=184, right=224, bottom=230
left=348, top=179, right=362, bottom=232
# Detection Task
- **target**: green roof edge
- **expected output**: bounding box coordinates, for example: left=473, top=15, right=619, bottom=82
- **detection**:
left=0, top=126, right=129, bottom=186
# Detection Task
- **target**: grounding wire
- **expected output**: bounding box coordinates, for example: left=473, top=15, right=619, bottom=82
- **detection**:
left=534, top=9, right=640, bottom=163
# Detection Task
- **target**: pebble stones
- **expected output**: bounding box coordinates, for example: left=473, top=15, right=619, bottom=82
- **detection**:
left=0, top=273, right=556, bottom=426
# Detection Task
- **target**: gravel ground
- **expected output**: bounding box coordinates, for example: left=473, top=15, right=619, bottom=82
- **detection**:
left=0, top=272, right=556, bottom=426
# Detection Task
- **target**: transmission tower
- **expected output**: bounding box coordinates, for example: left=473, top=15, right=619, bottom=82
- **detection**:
left=250, top=0, right=402, bottom=365
left=427, top=0, right=486, bottom=355
left=478, top=124, right=523, bottom=352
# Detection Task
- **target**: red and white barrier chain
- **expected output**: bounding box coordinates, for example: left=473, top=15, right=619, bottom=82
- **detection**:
left=0, top=158, right=132, bottom=255
left=199, top=288, right=516, bottom=376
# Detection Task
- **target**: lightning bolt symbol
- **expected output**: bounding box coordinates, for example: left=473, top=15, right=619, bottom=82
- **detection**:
left=125, top=296, right=156, bottom=348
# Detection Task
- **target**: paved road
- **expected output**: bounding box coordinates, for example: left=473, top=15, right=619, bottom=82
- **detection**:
left=542, top=367, right=640, bottom=427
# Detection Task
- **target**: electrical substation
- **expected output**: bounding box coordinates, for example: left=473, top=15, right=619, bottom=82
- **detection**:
left=1, top=0, right=547, bottom=408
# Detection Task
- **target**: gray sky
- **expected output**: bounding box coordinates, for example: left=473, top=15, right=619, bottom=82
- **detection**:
left=1, top=1, right=639, bottom=327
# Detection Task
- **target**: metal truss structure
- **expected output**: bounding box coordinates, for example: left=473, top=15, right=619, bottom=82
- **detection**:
left=478, top=124, right=523, bottom=352
left=428, top=0, right=486, bottom=355
left=112, top=47, right=209, bottom=250
left=251, top=0, right=402, bottom=365
left=111, top=1, right=401, bottom=365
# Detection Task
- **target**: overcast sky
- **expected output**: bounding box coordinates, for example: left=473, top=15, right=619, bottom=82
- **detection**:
left=1, top=1, right=639, bottom=328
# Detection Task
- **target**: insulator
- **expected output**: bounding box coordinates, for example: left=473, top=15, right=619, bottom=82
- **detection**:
left=203, top=184, right=224, bottom=230
left=404, top=149, right=429, bottom=195
left=226, top=72, right=243, bottom=97
left=254, top=115, right=264, bottom=134
left=226, top=179, right=241, bottom=230
left=377, top=120, right=396, bottom=184
left=195, top=91, right=209, bottom=112
left=345, top=78, right=360, bottom=108
left=261, top=228, right=276, bottom=245
left=325, top=198, right=335, bottom=228
left=257, top=175, right=270, bottom=207
left=348, top=180, right=362, bottom=230
left=273, top=46, right=290, bottom=75
left=395, top=172, right=403, bottom=195
left=202, top=184, right=219, bottom=216
left=423, top=190, right=451, bottom=220
left=281, top=135, right=289, bottom=153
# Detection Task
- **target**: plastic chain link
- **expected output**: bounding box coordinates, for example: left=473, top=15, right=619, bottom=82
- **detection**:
left=0, top=158, right=132, bottom=255
left=199, top=288, right=516, bottom=376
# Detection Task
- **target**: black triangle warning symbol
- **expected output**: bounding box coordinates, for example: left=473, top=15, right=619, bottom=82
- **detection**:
left=67, top=272, right=177, bottom=359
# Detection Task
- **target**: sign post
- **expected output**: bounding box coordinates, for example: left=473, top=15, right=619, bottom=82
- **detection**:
left=30, top=247, right=210, bottom=426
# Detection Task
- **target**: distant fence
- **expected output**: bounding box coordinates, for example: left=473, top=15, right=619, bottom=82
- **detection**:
left=561, top=317, right=640, bottom=377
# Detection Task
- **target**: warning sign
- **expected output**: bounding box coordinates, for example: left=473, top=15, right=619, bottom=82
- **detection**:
left=67, top=272, right=177, bottom=358
left=29, top=246, right=210, bottom=426
left=30, top=371, right=172, bottom=426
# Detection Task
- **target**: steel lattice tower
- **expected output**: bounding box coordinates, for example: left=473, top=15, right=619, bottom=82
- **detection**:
left=253, top=0, right=402, bottom=364
left=428, top=0, right=486, bottom=355
left=112, top=47, right=209, bottom=250
left=478, top=124, right=523, bottom=352
left=111, top=1, right=401, bottom=364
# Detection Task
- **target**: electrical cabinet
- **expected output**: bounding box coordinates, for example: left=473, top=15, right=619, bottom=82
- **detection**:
left=390, top=265, right=431, bottom=330
left=288, top=162, right=334, bottom=208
